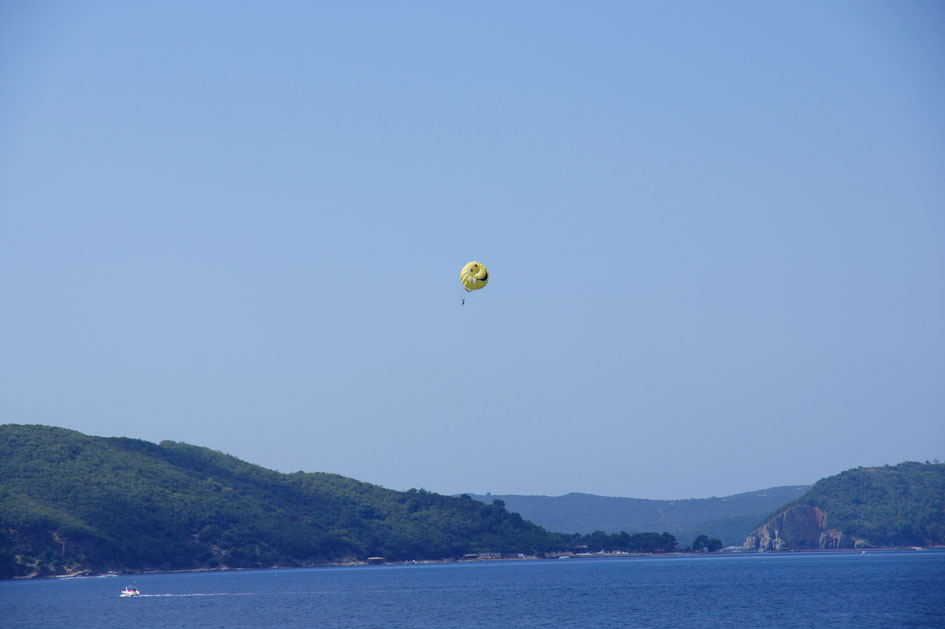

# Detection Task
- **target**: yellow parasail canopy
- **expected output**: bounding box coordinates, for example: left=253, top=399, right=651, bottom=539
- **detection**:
left=460, top=261, right=489, bottom=293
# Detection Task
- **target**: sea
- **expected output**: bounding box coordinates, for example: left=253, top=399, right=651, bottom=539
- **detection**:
left=2, top=550, right=943, bottom=628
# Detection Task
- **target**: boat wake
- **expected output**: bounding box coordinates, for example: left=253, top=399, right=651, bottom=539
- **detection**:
left=136, top=592, right=259, bottom=598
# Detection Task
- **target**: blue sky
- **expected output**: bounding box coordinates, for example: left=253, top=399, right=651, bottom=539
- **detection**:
left=2, top=1, right=943, bottom=499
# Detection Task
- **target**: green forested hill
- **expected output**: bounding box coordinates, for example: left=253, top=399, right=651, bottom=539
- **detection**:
left=794, top=461, right=945, bottom=547
left=0, top=425, right=571, bottom=578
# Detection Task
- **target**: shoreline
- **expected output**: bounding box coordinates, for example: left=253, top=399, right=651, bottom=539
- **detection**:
left=30, top=546, right=942, bottom=581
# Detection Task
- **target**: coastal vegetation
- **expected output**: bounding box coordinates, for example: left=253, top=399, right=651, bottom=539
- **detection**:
left=4, top=425, right=938, bottom=578
left=745, top=461, right=945, bottom=551
left=794, top=461, right=945, bottom=547
left=690, top=534, right=723, bottom=552
left=0, top=425, right=678, bottom=579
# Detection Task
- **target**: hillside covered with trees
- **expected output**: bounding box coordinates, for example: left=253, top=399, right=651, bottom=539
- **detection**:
left=794, top=461, right=945, bottom=547
left=0, top=425, right=681, bottom=579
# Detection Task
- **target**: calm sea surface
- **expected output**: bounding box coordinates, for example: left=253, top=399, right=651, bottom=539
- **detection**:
left=2, top=551, right=943, bottom=628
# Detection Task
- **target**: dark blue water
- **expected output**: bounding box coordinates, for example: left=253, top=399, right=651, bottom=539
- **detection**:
left=2, top=551, right=943, bottom=628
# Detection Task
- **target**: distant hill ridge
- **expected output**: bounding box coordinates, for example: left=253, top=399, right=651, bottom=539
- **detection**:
left=468, top=487, right=810, bottom=547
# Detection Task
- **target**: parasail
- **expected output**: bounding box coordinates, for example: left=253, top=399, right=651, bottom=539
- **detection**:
left=460, top=261, right=488, bottom=305
left=460, top=261, right=489, bottom=292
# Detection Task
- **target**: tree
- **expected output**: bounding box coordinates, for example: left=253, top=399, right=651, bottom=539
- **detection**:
left=692, top=534, right=722, bottom=552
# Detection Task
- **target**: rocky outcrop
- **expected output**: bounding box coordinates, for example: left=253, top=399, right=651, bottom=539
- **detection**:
left=743, top=504, right=865, bottom=551
left=743, top=505, right=823, bottom=550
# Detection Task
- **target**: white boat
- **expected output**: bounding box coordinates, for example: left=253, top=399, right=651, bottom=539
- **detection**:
left=120, top=586, right=140, bottom=597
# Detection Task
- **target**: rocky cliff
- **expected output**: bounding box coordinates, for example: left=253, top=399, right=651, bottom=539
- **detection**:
left=743, top=504, right=864, bottom=551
